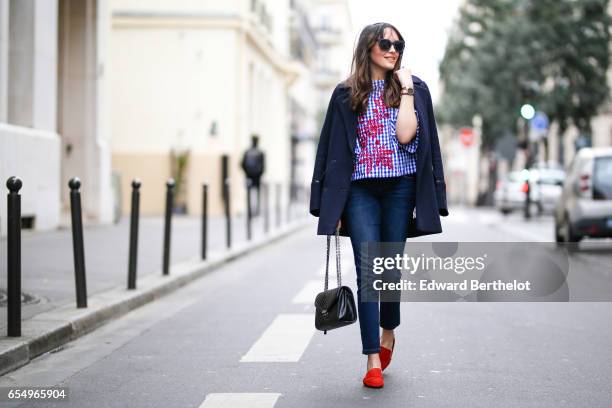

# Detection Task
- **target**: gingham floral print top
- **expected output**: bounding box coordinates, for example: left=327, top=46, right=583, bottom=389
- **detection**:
left=351, top=78, right=420, bottom=180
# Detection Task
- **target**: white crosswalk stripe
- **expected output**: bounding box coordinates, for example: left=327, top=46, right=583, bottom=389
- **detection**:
left=240, top=314, right=314, bottom=362
left=199, top=393, right=281, bottom=407
left=292, top=280, right=324, bottom=304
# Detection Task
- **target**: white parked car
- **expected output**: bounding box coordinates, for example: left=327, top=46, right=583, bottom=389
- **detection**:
left=493, top=170, right=536, bottom=214
left=495, top=167, right=565, bottom=215
left=531, top=168, right=565, bottom=214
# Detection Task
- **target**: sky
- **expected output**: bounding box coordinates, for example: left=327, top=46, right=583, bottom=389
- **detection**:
left=347, top=0, right=463, bottom=103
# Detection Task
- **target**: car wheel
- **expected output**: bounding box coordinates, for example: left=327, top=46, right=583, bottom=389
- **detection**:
left=563, top=214, right=581, bottom=252
left=500, top=208, right=511, bottom=215
left=554, top=218, right=563, bottom=244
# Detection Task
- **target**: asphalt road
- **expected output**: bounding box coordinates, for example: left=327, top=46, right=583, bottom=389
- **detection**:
left=1, top=207, right=611, bottom=408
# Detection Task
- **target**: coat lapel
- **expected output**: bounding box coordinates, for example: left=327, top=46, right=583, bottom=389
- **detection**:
left=335, top=87, right=358, bottom=153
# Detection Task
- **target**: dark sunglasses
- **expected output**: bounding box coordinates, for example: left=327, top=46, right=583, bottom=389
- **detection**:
left=377, top=38, right=405, bottom=53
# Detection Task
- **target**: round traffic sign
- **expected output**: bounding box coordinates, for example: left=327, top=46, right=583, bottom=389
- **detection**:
left=460, top=127, right=474, bottom=147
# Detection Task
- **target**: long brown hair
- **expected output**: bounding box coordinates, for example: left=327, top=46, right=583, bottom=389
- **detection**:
left=343, top=22, right=405, bottom=114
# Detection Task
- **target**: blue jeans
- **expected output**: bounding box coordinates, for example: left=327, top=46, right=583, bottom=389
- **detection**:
left=343, top=174, right=416, bottom=355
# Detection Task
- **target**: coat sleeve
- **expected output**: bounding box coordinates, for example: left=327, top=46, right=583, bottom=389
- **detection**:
left=309, top=86, right=339, bottom=217
left=423, top=82, right=449, bottom=217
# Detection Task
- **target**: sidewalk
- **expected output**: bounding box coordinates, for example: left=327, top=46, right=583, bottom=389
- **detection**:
left=0, top=204, right=310, bottom=375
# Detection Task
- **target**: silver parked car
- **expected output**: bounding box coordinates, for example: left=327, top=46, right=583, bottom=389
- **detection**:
left=554, top=147, right=612, bottom=246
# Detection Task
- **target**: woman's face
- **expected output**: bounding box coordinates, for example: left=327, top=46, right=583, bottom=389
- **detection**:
left=369, top=27, right=400, bottom=73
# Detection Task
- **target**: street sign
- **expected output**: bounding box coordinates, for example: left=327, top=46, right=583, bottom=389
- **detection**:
left=529, top=111, right=549, bottom=142
left=459, top=127, right=474, bottom=147
left=531, top=111, right=549, bottom=131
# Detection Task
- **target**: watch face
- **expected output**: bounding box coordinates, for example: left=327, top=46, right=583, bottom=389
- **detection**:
left=407, top=87, right=414, bottom=95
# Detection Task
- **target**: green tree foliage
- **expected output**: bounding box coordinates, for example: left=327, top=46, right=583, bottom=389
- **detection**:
left=438, top=0, right=611, bottom=152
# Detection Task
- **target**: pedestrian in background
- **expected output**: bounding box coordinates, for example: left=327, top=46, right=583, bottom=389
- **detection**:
left=241, top=134, right=265, bottom=216
left=309, top=22, right=449, bottom=389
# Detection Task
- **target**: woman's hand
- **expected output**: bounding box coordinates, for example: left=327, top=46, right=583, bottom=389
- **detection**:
left=394, top=66, right=413, bottom=88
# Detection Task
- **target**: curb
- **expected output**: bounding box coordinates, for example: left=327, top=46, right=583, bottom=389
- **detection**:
left=0, top=218, right=311, bottom=376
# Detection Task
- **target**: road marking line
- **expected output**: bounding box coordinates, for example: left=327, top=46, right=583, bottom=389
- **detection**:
left=292, top=280, right=323, bottom=304
left=199, top=393, right=281, bottom=407
left=240, top=314, right=314, bottom=362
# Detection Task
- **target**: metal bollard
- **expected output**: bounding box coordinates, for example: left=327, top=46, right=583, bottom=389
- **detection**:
left=69, top=177, right=88, bottom=308
left=6, top=177, right=22, bottom=337
left=263, top=183, right=269, bottom=234
left=201, top=183, right=208, bottom=260
left=276, top=183, right=281, bottom=228
left=287, top=184, right=292, bottom=223
left=246, top=179, right=252, bottom=241
left=224, top=178, right=231, bottom=249
left=162, top=179, right=175, bottom=275
left=127, top=179, right=141, bottom=289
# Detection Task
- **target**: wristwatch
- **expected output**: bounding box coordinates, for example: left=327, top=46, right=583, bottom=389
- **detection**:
left=401, top=86, right=414, bottom=96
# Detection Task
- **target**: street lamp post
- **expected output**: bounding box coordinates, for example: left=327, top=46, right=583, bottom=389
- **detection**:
left=520, top=103, right=535, bottom=219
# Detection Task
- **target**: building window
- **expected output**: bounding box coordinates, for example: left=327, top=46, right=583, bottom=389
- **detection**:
left=321, top=15, right=330, bottom=30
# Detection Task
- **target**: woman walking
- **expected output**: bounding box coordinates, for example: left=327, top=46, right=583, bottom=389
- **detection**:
left=309, top=22, right=449, bottom=388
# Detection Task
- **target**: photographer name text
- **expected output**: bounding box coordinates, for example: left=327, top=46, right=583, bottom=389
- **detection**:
left=373, top=279, right=532, bottom=292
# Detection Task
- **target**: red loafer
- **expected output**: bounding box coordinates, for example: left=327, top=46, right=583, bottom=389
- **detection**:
left=363, top=367, right=384, bottom=388
left=380, top=338, right=395, bottom=371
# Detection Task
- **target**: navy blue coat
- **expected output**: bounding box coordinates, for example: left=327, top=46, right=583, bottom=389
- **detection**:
left=309, top=75, right=449, bottom=237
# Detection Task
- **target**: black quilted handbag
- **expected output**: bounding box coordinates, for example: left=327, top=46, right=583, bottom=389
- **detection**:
left=314, top=226, right=357, bottom=334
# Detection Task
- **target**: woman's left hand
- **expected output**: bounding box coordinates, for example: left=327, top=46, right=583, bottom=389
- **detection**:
left=394, top=66, right=413, bottom=88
